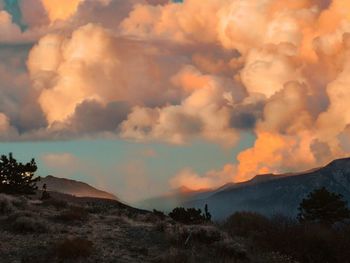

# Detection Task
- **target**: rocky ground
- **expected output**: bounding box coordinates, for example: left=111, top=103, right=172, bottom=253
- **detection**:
left=0, top=192, right=248, bottom=263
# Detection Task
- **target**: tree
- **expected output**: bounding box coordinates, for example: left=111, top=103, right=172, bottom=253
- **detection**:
left=298, top=187, right=350, bottom=225
left=0, top=153, right=40, bottom=194
left=204, top=204, right=212, bottom=222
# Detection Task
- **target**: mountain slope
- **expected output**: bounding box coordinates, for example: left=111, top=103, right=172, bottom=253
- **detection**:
left=184, top=158, right=350, bottom=220
left=37, top=175, right=118, bottom=200
left=139, top=157, right=350, bottom=220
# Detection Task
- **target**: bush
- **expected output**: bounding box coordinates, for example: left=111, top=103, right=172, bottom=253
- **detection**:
left=153, top=209, right=166, bottom=220
left=214, top=238, right=247, bottom=261
left=252, top=252, right=299, bottom=263
left=222, top=211, right=350, bottom=263
left=54, top=237, right=94, bottom=260
left=188, top=225, right=222, bottom=245
left=153, top=248, right=191, bottom=263
left=42, top=198, right=68, bottom=210
left=56, top=206, right=88, bottom=223
left=10, top=216, right=49, bottom=233
left=0, top=194, right=15, bottom=214
left=169, top=207, right=206, bottom=224
left=223, top=211, right=271, bottom=238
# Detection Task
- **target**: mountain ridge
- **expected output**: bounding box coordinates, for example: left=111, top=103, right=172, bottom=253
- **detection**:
left=37, top=175, right=118, bottom=201
left=139, top=157, right=350, bottom=220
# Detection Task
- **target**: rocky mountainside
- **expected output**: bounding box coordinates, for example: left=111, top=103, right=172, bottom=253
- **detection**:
left=37, top=175, right=117, bottom=200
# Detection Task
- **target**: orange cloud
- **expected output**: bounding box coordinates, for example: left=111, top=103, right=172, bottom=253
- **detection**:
left=41, top=0, right=82, bottom=22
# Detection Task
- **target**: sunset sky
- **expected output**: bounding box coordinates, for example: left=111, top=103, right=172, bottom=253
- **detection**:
left=1, top=0, right=350, bottom=203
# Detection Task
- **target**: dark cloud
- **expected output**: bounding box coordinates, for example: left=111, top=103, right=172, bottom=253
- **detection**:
left=230, top=101, right=265, bottom=130
left=0, top=44, right=47, bottom=133
left=68, top=100, right=131, bottom=133
left=310, top=139, right=332, bottom=164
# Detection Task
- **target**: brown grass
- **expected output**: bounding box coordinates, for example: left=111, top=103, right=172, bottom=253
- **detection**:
left=54, top=237, right=94, bottom=260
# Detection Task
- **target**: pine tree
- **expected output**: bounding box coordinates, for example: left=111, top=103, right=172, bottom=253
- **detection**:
left=298, top=187, right=350, bottom=225
left=0, top=153, right=40, bottom=194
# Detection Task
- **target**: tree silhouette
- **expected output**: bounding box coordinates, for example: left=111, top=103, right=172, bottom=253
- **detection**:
left=0, top=153, right=40, bottom=194
left=169, top=207, right=206, bottom=224
left=298, top=187, right=350, bottom=225
left=204, top=204, right=212, bottom=222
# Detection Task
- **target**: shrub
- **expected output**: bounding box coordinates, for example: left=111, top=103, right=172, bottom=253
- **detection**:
left=42, top=198, right=68, bottom=210
left=252, top=252, right=299, bottom=263
left=169, top=207, right=206, bottom=224
left=153, top=248, right=191, bottom=263
left=0, top=194, right=15, bottom=214
left=56, top=206, right=88, bottom=223
left=222, top=211, right=350, bottom=263
left=154, top=221, right=168, bottom=232
left=153, top=209, right=166, bottom=220
left=223, top=211, right=271, bottom=238
left=10, top=216, right=49, bottom=233
left=54, top=237, right=94, bottom=260
left=188, top=225, right=222, bottom=245
left=214, top=238, right=247, bottom=261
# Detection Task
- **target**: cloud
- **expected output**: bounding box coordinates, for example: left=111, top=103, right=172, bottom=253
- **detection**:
left=28, top=23, right=184, bottom=125
left=40, top=0, right=82, bottom=22
left=170, top=164, right=236, bottom=191
left=120, top=65, right=240, bottom=146
left=42, top=152, right=80, bottom=169
left=2, top=0, right=350, bottom=192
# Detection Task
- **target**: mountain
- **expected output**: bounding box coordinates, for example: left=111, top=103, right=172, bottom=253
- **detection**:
left=140, top=157, right=350, bottom=220
left=37, top=175, right=118, bottom=200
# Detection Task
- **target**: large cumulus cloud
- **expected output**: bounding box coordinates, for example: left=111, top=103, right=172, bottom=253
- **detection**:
left=1, top=0, right=350, bottom=190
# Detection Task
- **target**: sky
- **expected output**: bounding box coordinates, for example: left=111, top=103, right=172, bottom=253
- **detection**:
left=1, top=0, right=350, bottom=203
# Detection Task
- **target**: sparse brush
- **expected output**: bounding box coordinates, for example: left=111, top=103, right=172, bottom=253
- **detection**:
left=10, top=216, right=49, bottom=234
left=54, top=237, right=94, bottom=260
left=55, top=206, right=88, bottom=223
left=42, top=198, right=68, bottom=210
left=189, top=225, right=222, bottom=244
left=12, top=195, right=28, bottom=209
left=252, top=252, right=299, bottom=263
left=0, top=194, right=15, bottom=214
left=214, top=238, right=247, bottom=261
left=154, top=221, right=168, bottom=232
left=153, top=248, right=191, bottom=263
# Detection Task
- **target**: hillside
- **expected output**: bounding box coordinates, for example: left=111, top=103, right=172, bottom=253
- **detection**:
left=37, top=175, right=117, bottom=200
left=0, top=193, right=247, bottom=263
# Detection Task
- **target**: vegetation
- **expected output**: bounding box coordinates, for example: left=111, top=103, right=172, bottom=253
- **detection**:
left=298, top=187, right=350, bottom=225
left=54, top=237, right=94, bottom=260
left=0, top=153, right=39, bottom=195
left=169, top=205, right=212, bottom=224
left=55, top=206, right=89, bottom=223
left=1, top=159, right=350, bottom=263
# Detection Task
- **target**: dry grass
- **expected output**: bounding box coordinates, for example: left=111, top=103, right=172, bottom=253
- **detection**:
left=55, top=206, right=89, bottom=223
left=0, top=194, right=15, bottom=215
left=54, top=237, right=94, bottom=260
left=10, top=216, right=50, bottom=234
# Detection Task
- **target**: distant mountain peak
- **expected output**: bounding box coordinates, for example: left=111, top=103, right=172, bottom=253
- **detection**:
left=37, top=175, right=117, bottom=200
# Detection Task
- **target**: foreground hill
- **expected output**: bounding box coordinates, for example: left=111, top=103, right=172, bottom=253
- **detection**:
left=142, top=157, right=350, bottom=220
left=37, top=175, right=117, bottom=200
left=0, top=193, right=247, bottom=263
